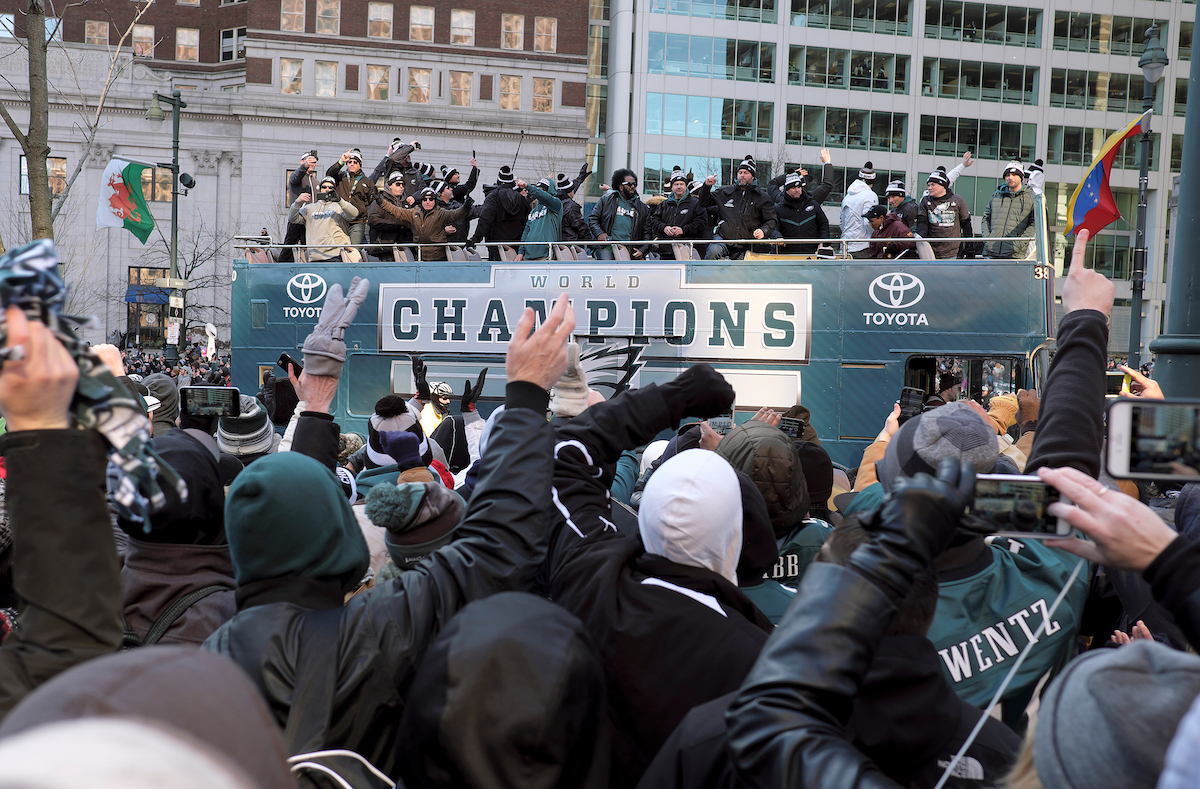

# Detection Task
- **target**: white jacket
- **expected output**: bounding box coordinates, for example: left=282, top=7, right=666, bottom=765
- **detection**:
left=839, top=180, right=878, bottom=252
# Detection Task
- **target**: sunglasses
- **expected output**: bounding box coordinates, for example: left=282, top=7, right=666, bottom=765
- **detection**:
left=421, top=197, right=436, bottom=202
left=622, top=181, right=637, bottom=187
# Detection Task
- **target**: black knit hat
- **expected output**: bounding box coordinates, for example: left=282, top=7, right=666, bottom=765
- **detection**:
left=669, top=168, right=688, bottom=185
left=555, top=173, right=572, bottom=192
left=441, top=164, right=460, bottom=181
left=737, top=158, right=756, bottom=177
left=927, top=167, right=950, bottom=188
left=496, top=165, right=515, bottom=186
left=859, top=161, right=876, bottom=181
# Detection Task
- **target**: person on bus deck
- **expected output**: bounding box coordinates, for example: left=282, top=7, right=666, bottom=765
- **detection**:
left=647, top=169, right=710, bottom=259
left=981, top=161, right=1037, bottom=259
left=697, top=157, right=777, bottom=260
left=286, top=176, right=360, bottom=263
left=590, top=168, right=651, bottom=260
left=367, top=172, right=410, bottom=249
left=371, top=186, right=473, bottom=262
left=885, top=179, right=919, bottom=228
left=559, top=166, right=594, bottom=245
left=326, top=149, right=375, bottom=247
left=770, top=149, right=834, bottom=256
left=440, top=159, right=479, bottom=202
left=865, top=205, right=916, bottom=260
left=469, top=166, right=530, bottom=261
left=839, top=160, right=878, bottom=259
left=515, top=179, right=563, bottom=262
left=915, top=168, right=973, bottom=260
left=279, top=150, right=320, bottom=263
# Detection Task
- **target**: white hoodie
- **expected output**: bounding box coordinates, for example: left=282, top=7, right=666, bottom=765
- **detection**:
left=638, top=449, right=743, bottom=585
left=839, top=180, right=879, bottom=252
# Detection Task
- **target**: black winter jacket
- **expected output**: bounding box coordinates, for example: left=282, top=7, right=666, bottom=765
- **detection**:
left=772, top=165, right=834, bottom=255
left=588, top=190, right=651, bottom=247
left=369, top=144, right=424, bottom=199
left=647, top=194, right=711, bottom=240
left=469, top=186, right=530, bottom=244
left=562, top=195, right=593, bottom=243
left=202, top=383, right=555, bottom=778
left=450, top=165, right=479, bottom=202
left=548, top=385, right=773, bottom=788
left=697, top=183, right=778, bottom=242
left=893, top=196, right=919, bottom=228
left=325, top=162, right=375, bottom=221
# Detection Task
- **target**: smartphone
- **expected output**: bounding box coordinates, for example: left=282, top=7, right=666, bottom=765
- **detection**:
left=709, top=412, right=734, bottom=435
left=1106, top=398, right=1200, bottom=481
left=898, top=386, right=926, bottom=425
left=1105, top=371, right=1126, bottom=397
left=972, top=473, right=1069, bottom=539
left=779, top=416, right=805, bottom=439
left=278, top=352, right=303, bottom=376
left=179, top=386, right=241, bottom=418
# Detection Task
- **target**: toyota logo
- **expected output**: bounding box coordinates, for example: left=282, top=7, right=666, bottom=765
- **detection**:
left=287, top=273, right=327, bottom=305
left=869, top=272, right=925, bottom=310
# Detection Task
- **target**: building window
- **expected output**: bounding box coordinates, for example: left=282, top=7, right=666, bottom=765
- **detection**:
left=316, top=0, right=339, bottom=35
left=175, top=28, right=198, bottom=61
left=367, top=65, right=389, bottom=100
left=650, top=34, right=776, bottom=83
left=18, top=156, right=67, bottom=196
left=451, top=9, right=474, bottom=45
left=502, top=14, right=524, bottom=49
left=45, top=17, right=61, bottom=41
left=1181, top=21, right=1193, bottom=61
left=368, top=3, right=392, bottom=38
left=281, top=0, right=305, bottom=32
left=449, top=70, right=471, bottom=105
left=533, top=77, right=553, bottom=112
left=409, top=6, right=433, bottom=41
left=133, top=24, right=154, bottom=56
left=918, top=115, right=1036, bottom=161
left=785, top=46, right=907, bottom=92
left=0, top=14, right=14, bottom=38
left=140, top=167, right=173, bottom=203
left=534, top=16, right=556, bottom=52
left=85, top=20, right=109, bottom=45
left=1048, top=68, right=1163, bottom=114
left=1046, top=125, right=1159, bottom=170
left=646, top=93, right=775, bottom=142
left=1177, top=79, right=1188, bottom=117
left=500, top=74, right=521, bottom=109
left=408, top=67, right=431, bottom=103
left=281, top=57, right=303, bottom=94
left=1052, top=12, right=1167, bottom=57
left=178, top=0, right=199, bottom=7
left=220, top=27, right=246, bottom=61
left=647, top=0, right=780, bottom=26
left=314, top=61, right=336, bottom=97
left=922, top=58, right=1038, bottom=105
left=924, top=2, right=1040, bottom=47
left=786, top=105, right=907, bottom=152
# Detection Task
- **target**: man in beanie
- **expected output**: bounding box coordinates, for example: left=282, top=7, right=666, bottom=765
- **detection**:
left=865, top=204, right=916, bottom=259
left=366, top=480, right=466, bottom=583
left=560, top=164, right=594, bottom=244
left=326, top=149, right=375, bottom=245
left=280, top=150, right=320, bottom=262
left=287, top=176, right=359, bottom=262
left=697, top=158, right=777, bottom=260
left=589, top=167, right=650, bottom=260
left=367, top=171, right=411, bottom=248
left=647, top=169, right=709, bottom=259
left=981, top=160, right=1036, bottom=259
left=839, top=160, right=878, bottom=258
left=469, top=166, right=530, bottom=260
left=885, top=179, right=919, bottom=228
left=371, top=186, right=473, bottom=261
left=915, top=167, right=972, bottom=259
left=440, top=156, right=478, bottom=202
left=369, top=139, right=425, bottom=199
left=768, top=149, right=833, bottom=256
left=515, top=178, right=563, bottom=261
left=203, top=292, right=578, bottom=776
left=216, top=395, right=281, bottom=464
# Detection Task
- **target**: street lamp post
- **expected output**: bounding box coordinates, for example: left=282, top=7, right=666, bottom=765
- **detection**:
left=145, top=89, right=196, bottom=363
left=1130, top=25, right=1169, bottom=369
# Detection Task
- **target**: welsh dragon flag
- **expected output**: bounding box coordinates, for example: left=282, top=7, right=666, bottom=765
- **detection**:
left=96, top=158, right=155, bottom=243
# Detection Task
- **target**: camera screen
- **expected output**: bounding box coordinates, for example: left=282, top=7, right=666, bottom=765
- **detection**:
left=972, top=476, right=1060, bottom=533
left=708, top=412, right=734, bottom=435
left=183, top=387, right=238, bottom=417
left=779, top=416, right=804, bottom=438
left=1130, top=404, right=1200, bottom=477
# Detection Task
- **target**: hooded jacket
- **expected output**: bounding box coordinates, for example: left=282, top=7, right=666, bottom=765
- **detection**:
left=469, top=186, right=530, bottom=245
left=143, top=373, right=179, bottom=436
left=697, top=182, right=778, bottom=242
left=548, top=384, right=773, bottom=787
left=716, top=421, right=810, bottom=540
left=287, top=196, right=359, bottom=261
left=518, top=182, right=564, bottom=260
left=325, top=161, right=375, bottom=220
left=203, top=385, right=557, bottom=777
left=869, top=213, right=916, bottom=259
left=771, top=164, right=834, bottom=255
left=981, top=183, right=1036, bottom=258
left=396, top=592, right=609, bottom=789
left=374, top=196, right=473, bottom=261
left=839, top=179, right=878, bottom=252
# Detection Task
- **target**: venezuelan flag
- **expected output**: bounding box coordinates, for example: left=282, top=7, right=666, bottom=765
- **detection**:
left=1065, top=110, right=1152, bottom=236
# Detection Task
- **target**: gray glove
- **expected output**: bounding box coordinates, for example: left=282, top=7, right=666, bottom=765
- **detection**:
left=549, top=343, right=589, bottom=417
left=302, top=277, right=370, bottom=377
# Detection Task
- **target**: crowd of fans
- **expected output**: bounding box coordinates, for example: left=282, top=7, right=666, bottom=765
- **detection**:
left=268, top=141, right=1045, bottom=263
left=1, top=225, right=1198, bottom=789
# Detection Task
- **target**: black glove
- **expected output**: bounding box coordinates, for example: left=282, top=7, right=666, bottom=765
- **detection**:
left=852, top=458, right=975, bottom=598
left=657, top=364, right=735, bottom=422
left=578, top=163, right=591, bottom=180
left=462, top=368, right=487, bottom=412
left=412, top=356, right=430, bottom=400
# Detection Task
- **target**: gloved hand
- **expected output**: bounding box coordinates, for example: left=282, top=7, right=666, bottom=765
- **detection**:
left=1017, top=388, right=1040, bottom=430
left=461, top=368, right=487, bottom=412
left=986, top=392, right=1018, bottom=433
left=549, top=343, right=589, bottom=417
left=578, top=163, right=592, bottom=180
left=301, top=277, right=370, bottom=378
left=852, top=458, right=975, bottom=598
left=412, top=356, right=430, bottom=400
left=657, top=364, right=735, bottom=421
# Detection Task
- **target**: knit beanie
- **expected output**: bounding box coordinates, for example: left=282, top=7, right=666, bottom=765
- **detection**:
left=927, top=167, right=950, bottom=188
left=378, top=429, right=424, bottom=470
left=441, top=165, right=459, bottom=182
left=784, top=172, right=803, bottom=189
left=1034, top=641, right=1200, bottom=789
left=217, top=396, right=280, bottom=458
left=877, top=402, right=1000, bottom=492
left=549, top=343, right=589, bottom=418
left=859, top=161, right=876, bottom=181
left=224, top=451, right=369, bottom=592
left=497, top=165, right=515, bottom=186
left=366, top=481, right=465, bottom=570
left=555, top=173, right=573, bottom=192
left=419, top=163, right=436, bottom=179
left=1003, top=160, right=1024, bottom=177
left=669, top=168, right=688, bottom=185
left=368, top=395, right=430, bottom=466
left=737, top=158, right=756, bottom=177
left=536, top=177, right=552, bottom=191
left=1028, top=158, right=1044, bottom=175
left=886, top=180, right=906, bottom=196
left=793, top=439, right=834, bottom=515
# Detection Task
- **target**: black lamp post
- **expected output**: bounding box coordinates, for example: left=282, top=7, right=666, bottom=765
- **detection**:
left=1129, top=25, right=1169, bottom=369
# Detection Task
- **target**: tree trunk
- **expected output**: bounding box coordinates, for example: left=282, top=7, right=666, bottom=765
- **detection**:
left=25, top=0, right=54, bottom=241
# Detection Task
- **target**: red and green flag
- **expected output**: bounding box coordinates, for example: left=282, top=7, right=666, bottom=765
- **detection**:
left=96, top=158, right=155, bottom=243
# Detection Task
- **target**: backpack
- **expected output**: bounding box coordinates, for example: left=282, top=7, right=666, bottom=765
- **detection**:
left=121, top=584, right=229, bottom=649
